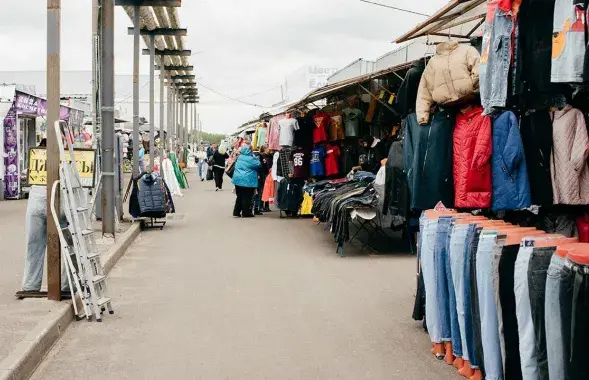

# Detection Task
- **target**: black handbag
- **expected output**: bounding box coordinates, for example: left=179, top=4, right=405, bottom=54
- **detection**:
left=225, top=162, right=235, bottom=178
left=206, top=168, right=214, bottom=181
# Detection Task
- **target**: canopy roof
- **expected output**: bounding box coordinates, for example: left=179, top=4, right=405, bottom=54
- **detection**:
left=395, top=0, right=486, bottom=43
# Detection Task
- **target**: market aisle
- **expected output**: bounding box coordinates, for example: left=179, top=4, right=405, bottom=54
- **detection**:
left=30, top=179, right=457, bottom=380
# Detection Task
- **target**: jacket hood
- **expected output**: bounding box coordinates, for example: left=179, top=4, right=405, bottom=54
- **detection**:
left=411, top=59, right=426, bottom=71
left=240, top=146, right=253, bottom=156
left=436, top=41, right=459, bottom=55
left=552, top=104, right=573, bottom=120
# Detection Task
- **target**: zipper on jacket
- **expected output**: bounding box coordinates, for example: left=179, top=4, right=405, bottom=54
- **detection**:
left=421, top=114, right=435, bottom=179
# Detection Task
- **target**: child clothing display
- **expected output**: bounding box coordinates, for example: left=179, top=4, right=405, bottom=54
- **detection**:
left=324, top=144, right=341, bottom=177
left=278, top=117, right=300, bottom=147
left=292, top=147, right=309, bottom=179
left=342, top=107, right=364, bottom=137
left=310, top=146, right=326, bottom=177
left=329, top=113, right=345, bottom=141
left=312, top=111, right=329, bottom=144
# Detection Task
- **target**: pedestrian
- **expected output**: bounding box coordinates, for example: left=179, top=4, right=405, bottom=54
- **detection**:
left=211, top=143, right=229, bottom=191
left=232, top=145, right=261, bottom=218
left=196, top=147, right=207, bottom=181
left=138, top=143, right=146, bottom=173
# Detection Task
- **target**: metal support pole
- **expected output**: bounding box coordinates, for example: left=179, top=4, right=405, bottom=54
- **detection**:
left=47, top=0, right=61, bottom=301
left=132, top=6, right=140, bottom=178
left=101, top=0, right=115, bottom=235
left=149, top=35, right=155, bottom=170
left=179, top=95, right=184, bottom=161
left=196, top=112, right=200, bottom=144
left=92, top=0, right=100, bottom=148
left=159, top=69, right=165, bottom=181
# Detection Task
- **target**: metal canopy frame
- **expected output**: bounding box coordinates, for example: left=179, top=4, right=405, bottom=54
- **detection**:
left=156, top=65, right=193, bottom=71
left=143, top=48, right=191, bottom=56
left=170, top=74, right=195, bottom=80
left=394, top=0, right=486, bottom=43
left=127, top=27, right=187, bottom=36
left=115, top=0, right=181, bottom=6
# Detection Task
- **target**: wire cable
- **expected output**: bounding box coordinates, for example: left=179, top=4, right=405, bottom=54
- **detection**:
left=196, top=81, right=274, bottom=108
left=358, top=0, right=430, bottom=17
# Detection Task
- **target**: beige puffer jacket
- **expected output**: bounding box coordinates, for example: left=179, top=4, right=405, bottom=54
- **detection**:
left=416, top=41, right=480, bottom=124
left=550, top=105, right=589, bottom=205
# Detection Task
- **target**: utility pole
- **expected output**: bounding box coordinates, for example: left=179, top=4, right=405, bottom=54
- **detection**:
left=92, top=0, right=100, bottom=147
left=159, top=69, right=165, bottom=181
left=149, top=35, right=155, bottom=170
left=132, top=6, right=140, bottom=178
left=46, top=0, right=61, bottom=301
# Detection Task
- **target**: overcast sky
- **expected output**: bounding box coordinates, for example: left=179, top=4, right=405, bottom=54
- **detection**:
left=0, top=0, right=446, bottom=134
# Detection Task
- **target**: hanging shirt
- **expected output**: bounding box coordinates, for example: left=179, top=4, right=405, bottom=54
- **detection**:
left=324, top=144, right=341, bottom=177
left=552, top=0, right=586, bottom=83
left=291, top=147, right=309, bottom=179
left=329, top=113, right=345, bottom=141
left=267, top=116, right=284, bottom=150
left=310, top=146, right=326, bottom=177
left=272, top=152, right=283, bottom=183
left=257, top=126, right=268, bottom=148
left=312, top=111, right=330, bottom=144
left=278, top=118, right=300, bottom=147
left=342, top=107, right=364, bottom=137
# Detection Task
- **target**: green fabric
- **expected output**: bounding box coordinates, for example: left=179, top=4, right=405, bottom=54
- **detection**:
left=169, top=152, right=186, bottom=189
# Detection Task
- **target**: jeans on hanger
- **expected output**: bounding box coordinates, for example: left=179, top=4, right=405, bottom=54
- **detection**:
left=448, top=223, right=468, bottom=358
left=467, top=227, right=485, bottom=371
left=421, top=218, right=442, bottom=343
left=545, top=254, right=567, bottom=380
left=476, top=232, right=504, bottom=380
left=22, top=186, right=69, bottom=292
left=515, top=239, right=540, bottom=380
left=527, top=247, right=555, bottom=380
left=435, top=216, right=454, bottom=343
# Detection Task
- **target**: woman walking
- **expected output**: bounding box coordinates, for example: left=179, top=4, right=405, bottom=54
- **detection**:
left=211, top=144, right=229, bottom=191
left=196, top=147, right=207, bottom=181
left=232, top=145, right=261, bottom=218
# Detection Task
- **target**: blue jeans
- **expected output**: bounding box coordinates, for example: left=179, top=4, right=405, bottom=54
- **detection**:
left=515, top=239, right=539, bottom=380
left=198, top=160, right=205, bottom=178
left=421, top=218, right=442, bottom=343
left=480, top=7, right=513, bottom=115
left=435, top=217, right=454, bottom=342
left=545, top=255, right=566, bottom=380
left=449, top=223, right=469, bottom=359
left=476, top=232, right=503, bottom=380
left=463, top=224, right=480, bottom=368
left=22, top=186, right=69, bottom=292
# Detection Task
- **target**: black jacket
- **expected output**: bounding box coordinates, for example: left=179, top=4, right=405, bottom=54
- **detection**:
left=137, top=173, right=167, bottom=218
left=394, top=60, right=426, bottom=118
left=363, top=141, right=387, bottom=174
left=212, top=151, right=229, bottom=167
left=383, top=126, right=409, bottom=217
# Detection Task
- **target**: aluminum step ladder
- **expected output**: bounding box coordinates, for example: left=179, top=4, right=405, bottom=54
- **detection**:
left=52, top=121, right=114, bottom=322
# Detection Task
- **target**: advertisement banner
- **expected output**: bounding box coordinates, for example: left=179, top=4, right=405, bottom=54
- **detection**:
left=28, top=147, right=96, bottom=188
left=3, top=108, right=18, bottom=198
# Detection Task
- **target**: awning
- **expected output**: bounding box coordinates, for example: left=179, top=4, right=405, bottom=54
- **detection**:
left=395, top=0, right=486, bottom=43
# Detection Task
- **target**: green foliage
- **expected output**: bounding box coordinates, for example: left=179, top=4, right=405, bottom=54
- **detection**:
left=191, top=131, right=225, bottom=145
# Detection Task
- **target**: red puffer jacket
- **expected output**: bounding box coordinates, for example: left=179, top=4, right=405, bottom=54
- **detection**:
left=453, top=106, right=492, bottom=208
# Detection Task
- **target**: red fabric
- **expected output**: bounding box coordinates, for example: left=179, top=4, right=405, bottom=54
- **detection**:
left=325, top=144, right=341, bottom=177
left=577, top=215, right=589, bottom=243
left=453, top=106, right=492, bottom=208
left=313, top=112, right=329, bottom=144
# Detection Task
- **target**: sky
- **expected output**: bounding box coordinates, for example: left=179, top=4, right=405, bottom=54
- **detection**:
left=0, top=0, right=447, bottom=134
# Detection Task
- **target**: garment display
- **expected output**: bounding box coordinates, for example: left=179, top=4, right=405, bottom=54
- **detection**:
left=328, top=113, right=345, bottom=141
left=310, top=145, right=326, bottom=177
left=267, top=115, right=285, bottom=151
left=394, top=59, right=426, bottom=117
left=383, top=126, right=409, bottom=220
left=161, top=157, right=183, bottom=197
left=278, top=117, right=300, bottom=147
left=340, top=144, right=358, bottom=176
left=277, top=147, right=294, bottom=178
left=552, top=0, right=586, bottom=83
left=294, top=115, right=315, bottom=151
left=324, top=144, right=341, bottom=177
left=312, top=111, right=329, bottom=144
left=291, top=147, right=309, bottom=179
left=277, top=178, right=303, bottom=215
left=135, top=173, right=168, bottom=218
left=342, top=107, right=364, bottom=137
left=416, top=41, right=480, bottom=124
left=252, top=122, right=268, bottom=150
left=550, top=105, right=589, bottom=205
left=453, top=106, right=492, bottom=208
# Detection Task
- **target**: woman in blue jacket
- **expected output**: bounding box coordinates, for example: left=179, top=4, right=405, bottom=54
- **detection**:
left=232, top=146, right=261, bottom=217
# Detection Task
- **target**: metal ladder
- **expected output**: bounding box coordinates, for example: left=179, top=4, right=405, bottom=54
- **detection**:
left=51, top=121, right=114, bottom=322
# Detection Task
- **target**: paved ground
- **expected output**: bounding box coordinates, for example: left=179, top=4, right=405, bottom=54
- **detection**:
left=0, top=192, right=131, bottom=364
left=30, top=176, right=457, bottom=380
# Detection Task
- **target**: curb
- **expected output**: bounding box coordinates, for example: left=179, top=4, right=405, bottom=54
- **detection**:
left=0, top=222, right=142, bottom=380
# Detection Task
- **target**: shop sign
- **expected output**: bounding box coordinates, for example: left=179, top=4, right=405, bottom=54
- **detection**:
left=3, top=108, right=18, bottom=198
left=28, top=147, right=96, bottom=188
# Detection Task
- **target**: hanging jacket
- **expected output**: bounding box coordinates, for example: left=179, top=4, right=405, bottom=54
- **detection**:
left=394, top=59, right=426, bottom=118
left=453, top=106, right=492, bottom=208
left=232, top=146, right=261, bottom=188
left=137, top=173, right=167, bottom=218
left=383, top=124, right=409, bottom=217
left=406, top=111, right=455, bottom=210
left=416, top=41, right=481, bottom=124
left=491, top=111, right=532, bottom=211
left=520, top=110, right=554, bottom=205
left=550, top=105, right=589, bottom=205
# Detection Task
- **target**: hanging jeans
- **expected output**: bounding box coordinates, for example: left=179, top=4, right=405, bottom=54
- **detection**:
left=467, top=226, right=485, bottom=371
left=495, top=244, right=523, bottom=380
left=421, top=218, right=442, bottom=343
left=545, top=254, right=567, bottom=380
left=560, top=258, right=589, bottom=380
left=527, top=247, right=555, bottom=380
left=435, top=217, right=455, bottom=343
left=449, top=223, right=469, bottom=360
left=476, top=232, right=504, bottom=380
left=514, top=239, right=540, bottom=380
left=22, top=186, right=69, bottom=292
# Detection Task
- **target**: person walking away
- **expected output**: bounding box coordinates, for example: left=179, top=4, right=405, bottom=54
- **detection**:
left=232, top=146, right=261, bottom=217
left=211, top=144, right=229, bottom=191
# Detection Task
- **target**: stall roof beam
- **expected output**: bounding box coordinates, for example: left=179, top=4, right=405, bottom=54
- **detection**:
left=171, top=74, right=195, bottom=80
left=156, top=65, right=193, bottom=71
left=128, top=27, right=187, bottom=36
left=142, top=49, right=191, bottom=56
left=115, top=0, right=181, bottom=6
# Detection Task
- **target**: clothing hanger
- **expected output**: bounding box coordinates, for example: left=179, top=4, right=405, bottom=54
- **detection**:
left=566, top=244, right=589, bottom=265
left=555, top=243, right=589, bottom=258
left=532, top=237, right=578, bottom=248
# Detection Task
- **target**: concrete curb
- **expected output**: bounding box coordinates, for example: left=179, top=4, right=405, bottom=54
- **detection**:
left=0, top=222, right=142, bottom=380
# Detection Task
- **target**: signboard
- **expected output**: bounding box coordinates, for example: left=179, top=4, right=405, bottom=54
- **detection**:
left=27, top=147, right=96, bottom=188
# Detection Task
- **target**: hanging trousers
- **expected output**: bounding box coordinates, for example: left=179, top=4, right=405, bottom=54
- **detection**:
left=233, top=186, right=255, bottom=217
left=469, top=227, right=485, bottom=373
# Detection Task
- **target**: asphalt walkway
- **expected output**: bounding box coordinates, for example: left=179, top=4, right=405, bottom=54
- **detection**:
left=30, top=178, right=457, bottom=380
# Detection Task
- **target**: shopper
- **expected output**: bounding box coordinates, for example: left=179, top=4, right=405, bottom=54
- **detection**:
left=196, top=147, right=207, bottom=181
left=211, top=143, right=229, bottom=191
left=232, top=145, right=261, bottom=218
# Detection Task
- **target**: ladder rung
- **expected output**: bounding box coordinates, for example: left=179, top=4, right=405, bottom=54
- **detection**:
left=92, top=275, right=106, bottom=284
left=96, top=297, right=111, bottom=307
left=77, top=207, right=89, bottom=213
left=82, top=229, right=94, bottom=236
left=87, top=252, right=100, bottom=260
